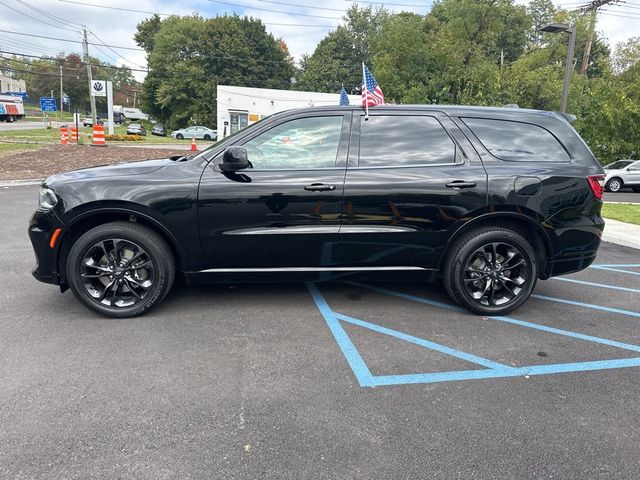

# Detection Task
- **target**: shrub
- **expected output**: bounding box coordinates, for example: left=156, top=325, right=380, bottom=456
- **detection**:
left=104, top=134, right=145, bottom=142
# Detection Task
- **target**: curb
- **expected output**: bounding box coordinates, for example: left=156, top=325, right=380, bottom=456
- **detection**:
left=0, top=179, right=42, bottom=188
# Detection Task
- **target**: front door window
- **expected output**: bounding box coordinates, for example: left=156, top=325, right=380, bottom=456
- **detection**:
left=230, top=112, right=248, bottom=134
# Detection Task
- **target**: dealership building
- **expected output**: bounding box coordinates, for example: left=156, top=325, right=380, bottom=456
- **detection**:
left=216, top=85, right=360, bottom=140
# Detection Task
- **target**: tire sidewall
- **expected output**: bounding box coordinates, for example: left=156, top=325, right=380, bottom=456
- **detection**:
left=66, top=223, right=173, bottom=318
left=446, top=228, right=538, bottom=315
left=606, top=178, right=622, bottom=192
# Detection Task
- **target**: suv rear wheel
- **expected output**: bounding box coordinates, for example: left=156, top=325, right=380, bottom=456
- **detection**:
left=66, top=222, right=175, bottom=318
left=443, top=227, right=537, bottom=315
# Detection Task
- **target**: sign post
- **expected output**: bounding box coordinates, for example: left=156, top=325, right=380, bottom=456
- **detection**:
left=40, top=96, right=57, bottom=129
left=106, top=81, right=114, bottom=135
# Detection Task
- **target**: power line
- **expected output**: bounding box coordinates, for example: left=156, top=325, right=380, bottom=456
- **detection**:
left=0, top=0, right=81, bottom=33
left=207, top=0, right=343, bottom=19
left=56, top=0, right=341, bottom=27
left=14, top=0, right=84, bottom=28
left=345, top=0, right=429, bottom=7
left=89, top=30, right=146, bottom=69
left=0, top=28, right=144, bottom=51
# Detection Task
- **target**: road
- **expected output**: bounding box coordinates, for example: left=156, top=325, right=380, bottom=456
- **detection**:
left=605, top=191, right=640, bottom=203
left=0, top=120, right=72, bottom=132
left=2, top=185, right=640, bottom=479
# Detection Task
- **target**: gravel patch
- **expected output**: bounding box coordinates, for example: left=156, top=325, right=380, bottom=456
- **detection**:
left=0, top=144, right=188, bottom=180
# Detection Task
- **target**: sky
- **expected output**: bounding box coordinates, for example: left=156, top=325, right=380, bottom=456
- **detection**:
left=0, top=0, right=638, bottom=82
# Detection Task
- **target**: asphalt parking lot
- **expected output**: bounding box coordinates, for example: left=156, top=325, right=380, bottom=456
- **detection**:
left=2, top=186, right=640, bottom=479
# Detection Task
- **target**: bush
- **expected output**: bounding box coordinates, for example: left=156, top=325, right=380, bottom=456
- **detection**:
left=104, top=134, right=145, bottom=142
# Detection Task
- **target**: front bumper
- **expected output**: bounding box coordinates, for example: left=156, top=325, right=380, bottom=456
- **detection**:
left=28, top=209, right=64, bottom=285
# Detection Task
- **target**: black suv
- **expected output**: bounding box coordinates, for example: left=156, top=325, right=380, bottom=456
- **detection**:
left=29, top=105, right=605, bottom=318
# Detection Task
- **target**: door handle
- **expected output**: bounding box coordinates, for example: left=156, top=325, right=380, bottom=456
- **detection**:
left=304, top=183, right=336, bottom=192
left=446, top=180, right=477, bottom=189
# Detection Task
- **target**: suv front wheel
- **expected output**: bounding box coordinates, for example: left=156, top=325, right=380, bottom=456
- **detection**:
left=66, top=222, right=175, bottom=318
left=443, top=227, right=537, bottom=316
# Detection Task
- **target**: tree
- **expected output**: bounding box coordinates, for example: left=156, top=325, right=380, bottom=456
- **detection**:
left=136, top=14, right=294, bottom=128
left=295, top=5, right=388, bottom=93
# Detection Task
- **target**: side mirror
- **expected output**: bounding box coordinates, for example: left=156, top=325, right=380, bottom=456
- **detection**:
left=220, top=146, right=250, bottom=172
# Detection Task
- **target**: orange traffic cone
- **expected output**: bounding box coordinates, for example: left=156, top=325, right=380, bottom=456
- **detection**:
left=59, top=127, right=69, bottom=145
left=190, top=134, right=197, bottom=152
left=91, top=124, right=106, bottom=147
left=70, top=127, right=78, bottom=143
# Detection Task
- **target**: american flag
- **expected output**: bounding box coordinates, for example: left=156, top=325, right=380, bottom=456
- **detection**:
left=339, top=85, right=350, bottom=106
left=362, top=64, right=384, bottom=108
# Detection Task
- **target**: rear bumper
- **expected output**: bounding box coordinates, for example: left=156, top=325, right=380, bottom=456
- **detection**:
left=28, top=209, right=63, bottom=286
left=545, top=215, right=604, bottom=278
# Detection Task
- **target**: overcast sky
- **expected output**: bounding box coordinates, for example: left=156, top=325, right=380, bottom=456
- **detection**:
left=0, top=0, right=638, bottom=82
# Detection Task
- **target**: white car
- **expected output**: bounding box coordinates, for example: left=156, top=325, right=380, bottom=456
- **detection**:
left=171, top=126, right=217, bottom=140
left=603, top=159, right=640, bottom=193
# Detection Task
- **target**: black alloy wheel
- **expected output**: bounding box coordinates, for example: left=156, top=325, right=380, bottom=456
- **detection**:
left=176, top=133, right=184, bottom=140
left=203, top=134, right=211, bottom=140
left=67, top=222, right=175, bottom=318
left=443, top=227, right=537, bottom=315
left=606, top=178, right=623, bottom=192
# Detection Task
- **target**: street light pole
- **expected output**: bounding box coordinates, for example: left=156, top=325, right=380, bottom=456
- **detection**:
left=540, top=23, right=576, bottom=114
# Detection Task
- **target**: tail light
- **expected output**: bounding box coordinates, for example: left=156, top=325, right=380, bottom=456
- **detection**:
left=587, top=175, right=604, bottom=200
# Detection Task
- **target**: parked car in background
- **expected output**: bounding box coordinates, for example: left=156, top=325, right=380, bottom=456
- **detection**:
left=171, top=126, right=216, bottom=140
left=126, top=123, right=146, bottom=136
left=82, top=116, right=103, bottom=127
left=603, top=159, right=640, bottom=192
left=151, top=123, right=167, bottom=136
left=29, top=105, right=605, bottom=318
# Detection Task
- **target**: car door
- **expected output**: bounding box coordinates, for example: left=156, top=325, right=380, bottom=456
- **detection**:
left=335, top=110, right=487, bottom=269
left=627, top=161, right=640, bottom=186
left=197, top=111, right=351, bottom=268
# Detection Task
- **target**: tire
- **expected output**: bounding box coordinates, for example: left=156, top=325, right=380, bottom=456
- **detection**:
left=66, top=222, right=175, bottom=318
left=606, top=177, right=623, bottom=193
left=442, top=227, right=537, bottom=316
left=176, top=133, right=184, bottom=140
left=203, top=134, right=211, bottom=140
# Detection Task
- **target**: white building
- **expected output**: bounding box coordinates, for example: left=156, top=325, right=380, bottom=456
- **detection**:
left=216, top=85, right=360, bottom=140
left=0, top=71, right=26, bottom=94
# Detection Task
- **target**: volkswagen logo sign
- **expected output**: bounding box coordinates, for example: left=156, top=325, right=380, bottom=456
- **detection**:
left=93, top=82, right=104, bottom=91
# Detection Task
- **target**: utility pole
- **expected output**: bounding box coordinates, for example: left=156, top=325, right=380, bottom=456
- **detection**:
left=578, top=0, right=621, bottom=75
left=83, top=27, right=97, bottom=124
left=59, top=65, right=63, bottom=115
left=133, top=90, right=137, bottom=108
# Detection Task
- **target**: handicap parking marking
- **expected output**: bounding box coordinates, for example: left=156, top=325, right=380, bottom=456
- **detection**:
left=307, top=281, right=640, bottom=387
left=590, top=265, right=640, bottom=276
left=530, top=294, right=640, bottom=318
left=551, top=277, right=640, bottom=294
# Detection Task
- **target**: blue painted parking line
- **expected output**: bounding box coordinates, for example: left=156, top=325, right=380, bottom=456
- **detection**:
left=552, top=277, right=640, bottom=294
left=531, top=294, right=640, bottom=318
left=593, top=264, right=640, bottom=268
left=591, top=266, right=640, bottom=276
left=307, top=281, right=640, bottom=387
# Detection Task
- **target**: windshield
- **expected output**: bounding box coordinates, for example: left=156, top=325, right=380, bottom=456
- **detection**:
left=604, top=160, right=634, bottom=170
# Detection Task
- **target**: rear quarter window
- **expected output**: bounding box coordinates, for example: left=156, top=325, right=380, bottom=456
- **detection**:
left=462, top=117, right=570, bottom=162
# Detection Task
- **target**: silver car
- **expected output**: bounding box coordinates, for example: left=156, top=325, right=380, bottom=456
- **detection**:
left=171, top=126, right=217, bottom=140
left=604, top=159, right=640, bottom=192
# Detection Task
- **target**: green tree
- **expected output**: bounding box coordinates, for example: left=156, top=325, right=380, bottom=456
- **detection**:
left=136, top=14, right=294, bottom=128
left=295, top=5, right=388, bottom=93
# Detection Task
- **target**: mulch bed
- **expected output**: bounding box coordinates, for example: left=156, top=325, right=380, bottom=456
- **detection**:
left=0, top=144, right=190, bottom=180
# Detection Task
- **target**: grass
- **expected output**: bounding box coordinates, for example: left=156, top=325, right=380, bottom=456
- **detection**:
left=602, top=203, right=640, bottom=225
left=0, top=125, right=191, bottom=145
left=0, top=142, right=41, bottom=154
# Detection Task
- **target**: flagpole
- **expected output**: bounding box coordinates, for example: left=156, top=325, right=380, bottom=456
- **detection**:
left=362, top=62, right=369, bottom=120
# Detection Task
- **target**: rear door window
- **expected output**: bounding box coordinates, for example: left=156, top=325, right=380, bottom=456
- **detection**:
left=462, top=117, right=570, bottom=162
left=358, top=115, right=456, bottom=167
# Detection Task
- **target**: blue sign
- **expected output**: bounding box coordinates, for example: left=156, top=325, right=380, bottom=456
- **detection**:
left=40, top=97, right=57, bottom=112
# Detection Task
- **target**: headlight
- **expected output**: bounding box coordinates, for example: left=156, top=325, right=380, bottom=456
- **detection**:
left=38, top=187, right=58, bottom=211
